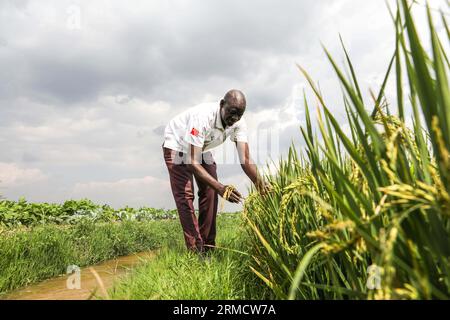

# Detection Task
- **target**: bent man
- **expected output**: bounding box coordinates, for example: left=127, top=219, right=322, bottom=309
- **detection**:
left=162, top=89, right=268, bottom=253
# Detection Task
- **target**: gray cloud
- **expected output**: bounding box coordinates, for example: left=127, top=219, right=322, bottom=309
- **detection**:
left=0, top=0, right=321, bottom=108
left=0, top=0, right=443, bottom=208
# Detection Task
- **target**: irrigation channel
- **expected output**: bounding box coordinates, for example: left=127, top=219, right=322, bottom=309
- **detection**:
left=1, top=251, right=157, bottom=300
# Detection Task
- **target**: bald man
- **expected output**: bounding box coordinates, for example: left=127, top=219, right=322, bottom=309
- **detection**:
left=162, top=89, right=268, bottom=253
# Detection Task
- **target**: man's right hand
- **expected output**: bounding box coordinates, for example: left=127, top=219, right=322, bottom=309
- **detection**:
left=218, top=184, right=243, bottom=203
left=256, top=179, right=272, bottom=197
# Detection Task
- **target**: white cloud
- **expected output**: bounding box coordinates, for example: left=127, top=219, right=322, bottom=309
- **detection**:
left=72, top=175, right=172, bottom=208
left=0, top=162, right=47, bottom=186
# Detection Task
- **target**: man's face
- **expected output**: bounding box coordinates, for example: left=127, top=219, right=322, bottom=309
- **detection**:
left=220, top=100, right=246, bottom=128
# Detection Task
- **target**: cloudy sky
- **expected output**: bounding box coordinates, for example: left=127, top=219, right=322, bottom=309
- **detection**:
left=0, top=0, right=447, bottom=211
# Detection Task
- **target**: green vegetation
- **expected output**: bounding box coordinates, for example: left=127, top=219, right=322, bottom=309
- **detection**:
left=0, top=199, right=248, bottom=299
left=0, top=198, right=177, bottom=227
left=109, top=214, right=265, bottom=300
left=1, top=1, right=448, bottom=301
left=0, top=219, right=181, bottom=295
left=243, top=1, right=450, bottom=299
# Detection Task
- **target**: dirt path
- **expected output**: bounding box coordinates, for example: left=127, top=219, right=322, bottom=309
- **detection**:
left=1, top=251, right=156, bottom=300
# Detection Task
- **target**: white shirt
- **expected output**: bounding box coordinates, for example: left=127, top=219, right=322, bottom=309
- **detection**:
left=163, top=102, right=248, bottom=153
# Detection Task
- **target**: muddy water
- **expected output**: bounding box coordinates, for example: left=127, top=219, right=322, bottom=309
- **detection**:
left=2, top=251, right=156, bottom=300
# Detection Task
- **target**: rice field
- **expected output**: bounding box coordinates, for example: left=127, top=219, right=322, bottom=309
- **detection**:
left=243, top=0, right=450, bottom=300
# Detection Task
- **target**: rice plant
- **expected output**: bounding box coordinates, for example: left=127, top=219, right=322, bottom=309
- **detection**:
left=243, top=0, right=450, bottom=300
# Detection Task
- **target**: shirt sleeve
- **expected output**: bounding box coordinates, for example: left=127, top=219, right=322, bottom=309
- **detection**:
left=184, top=114, right=207, bottom=148
left=229, top=118, right=248, bottom=143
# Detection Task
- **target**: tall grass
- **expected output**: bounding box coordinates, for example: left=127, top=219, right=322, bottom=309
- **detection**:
left=0, top=219, right=180, bottom=294
left=243, top=1, right=449, bottom=299
left=109, top=214, right=265, bottom=300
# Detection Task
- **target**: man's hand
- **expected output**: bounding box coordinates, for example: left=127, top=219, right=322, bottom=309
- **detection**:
left=218, top=184, right=243, bottom=203
left=255, top=179, right=272, bottom=196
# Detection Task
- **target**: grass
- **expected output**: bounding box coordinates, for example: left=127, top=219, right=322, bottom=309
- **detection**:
left=0, top=219, right=181, bottom=295
left=108, top=213, right=268, bottom=300
left=0, top=212, right=263, bottom=300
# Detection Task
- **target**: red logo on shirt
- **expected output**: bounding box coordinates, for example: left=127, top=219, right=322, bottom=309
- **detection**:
left=190, top=127, right=199, bottom=136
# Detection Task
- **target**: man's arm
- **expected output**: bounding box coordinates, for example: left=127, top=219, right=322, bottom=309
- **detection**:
left=187, top=144, right=242, bottom=203
left=236, top=141, right=269, bottom=194
left=236, top=141, right=258, bottom=184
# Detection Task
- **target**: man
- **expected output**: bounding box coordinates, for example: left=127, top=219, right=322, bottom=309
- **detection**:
left=162, top=89, right=268, bottom=253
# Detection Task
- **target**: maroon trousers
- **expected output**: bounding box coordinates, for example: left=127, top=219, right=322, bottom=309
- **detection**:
left=162, top=146, right=218, bottom=252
